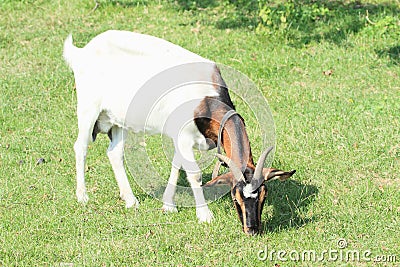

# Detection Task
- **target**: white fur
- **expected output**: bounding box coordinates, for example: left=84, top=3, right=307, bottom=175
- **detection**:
left=243, top=183, right=258, bottom=199
left=64, top=30, right=219, bottom=222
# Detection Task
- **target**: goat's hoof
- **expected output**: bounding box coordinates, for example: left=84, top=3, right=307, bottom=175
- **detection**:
left=123, top=194, right=139, bottom=208
left=76, top=190, right=89, bottom=204
left=161, top=204, right=178, bottom=213
left=196, top=206, right=213, bottom=223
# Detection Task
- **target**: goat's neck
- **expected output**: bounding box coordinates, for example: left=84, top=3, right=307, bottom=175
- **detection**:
left=193, top=97, right=255, bottom=172
left=221, top=115, right=255, bottom=172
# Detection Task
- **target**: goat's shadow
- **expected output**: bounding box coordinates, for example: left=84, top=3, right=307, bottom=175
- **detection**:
left=206, top=176, right=319, bottom=233
left=148, top=169, right=318, bottom=232
left=262, top=179, right=318, bottom=233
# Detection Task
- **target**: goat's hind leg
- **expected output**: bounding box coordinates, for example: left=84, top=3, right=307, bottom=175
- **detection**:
left=107, top=126, right=139, bottom=208
left=74, top=108, right=100, bottom=204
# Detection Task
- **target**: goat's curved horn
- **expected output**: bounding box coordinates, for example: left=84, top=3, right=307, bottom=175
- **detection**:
left=252, top=146, right=274, bottom=188
left=212, top=161, right=222, bottom=179
left=215, top=154, right=245, bottom=183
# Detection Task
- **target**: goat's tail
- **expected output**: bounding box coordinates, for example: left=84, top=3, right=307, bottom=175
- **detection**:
left=63, top=34, right=80, bottom=70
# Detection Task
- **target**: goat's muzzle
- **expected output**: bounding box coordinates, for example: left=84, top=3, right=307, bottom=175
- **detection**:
left=244, top=227, right=259, bottom=236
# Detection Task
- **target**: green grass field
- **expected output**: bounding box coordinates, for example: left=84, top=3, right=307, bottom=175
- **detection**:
left=1, top=0, right=399, bottom=266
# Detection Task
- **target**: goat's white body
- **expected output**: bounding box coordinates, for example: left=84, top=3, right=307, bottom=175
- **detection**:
left=64, top=30, right=220, bottom=222
left=65, top=31, right=216, bottom=134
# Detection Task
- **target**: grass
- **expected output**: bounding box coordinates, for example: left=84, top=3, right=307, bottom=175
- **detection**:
left=0, top=0, right=399, bottom=266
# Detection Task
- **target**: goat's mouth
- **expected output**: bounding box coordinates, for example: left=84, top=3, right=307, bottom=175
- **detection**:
left=243, top=226, right=260, bottom=236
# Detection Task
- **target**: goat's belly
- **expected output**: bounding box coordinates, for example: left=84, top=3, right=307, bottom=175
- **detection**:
left=97, top=105, right=211, bottom=153
left=97, top=108, right=210, bottom=150
left=96, top=111, right=114, bottom=132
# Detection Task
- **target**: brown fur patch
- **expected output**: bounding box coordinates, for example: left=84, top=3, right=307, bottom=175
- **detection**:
left=258, top=186, right=266, bottom=225
left=234, top=189, right=248, bottom=233
left=193, top=68, right=256, bottom=176
left=204, top=118, right=219, bottom=144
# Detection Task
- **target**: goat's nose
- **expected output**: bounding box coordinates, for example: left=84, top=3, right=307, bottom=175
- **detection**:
left=245, top=227, right=258, bottom=236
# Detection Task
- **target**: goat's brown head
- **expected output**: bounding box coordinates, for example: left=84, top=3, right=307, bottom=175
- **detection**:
left=204, top=146, right=295, bottom=235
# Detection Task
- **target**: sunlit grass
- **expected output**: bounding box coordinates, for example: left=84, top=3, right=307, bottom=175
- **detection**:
left=0, top=0, right=399, bottom=266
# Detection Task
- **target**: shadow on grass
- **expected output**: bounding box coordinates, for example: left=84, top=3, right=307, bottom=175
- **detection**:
left=174, top=0, right=219, bottom=10
left=91, top=0, right=399, bottom=48
left=172, top=0, right=399, bottom=47
left=174, top=0, right=259, bottom=29
left=376, top=45, right=400, bottom=65
left=291, top=1, right=400, bottom=47
left=262, top=179, right=318, bottom=233
left=135, top=167, right=318, bottom=234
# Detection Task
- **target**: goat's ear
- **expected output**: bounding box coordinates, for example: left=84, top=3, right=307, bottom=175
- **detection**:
left=203, top=172, right=234, bottom=187
left=263, top=168, right=296, bottom=182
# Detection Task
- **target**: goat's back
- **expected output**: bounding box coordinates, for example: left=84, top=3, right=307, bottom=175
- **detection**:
left=63, top=30, right=220, bottom=135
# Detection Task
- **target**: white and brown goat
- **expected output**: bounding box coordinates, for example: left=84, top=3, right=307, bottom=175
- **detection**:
left=63, top=30, right=295, bottom=235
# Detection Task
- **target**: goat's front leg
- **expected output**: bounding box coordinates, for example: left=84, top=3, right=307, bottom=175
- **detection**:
left=187, top=169, right=214, bottom=223
left=178, top=139, right=213, bottom=223
left=107, top=126, right=139, bottom=208
left=162, top=154, right=181, bottom=213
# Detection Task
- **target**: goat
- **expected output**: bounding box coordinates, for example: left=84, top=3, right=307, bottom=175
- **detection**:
left=63, top=30, right=295, bottom=235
